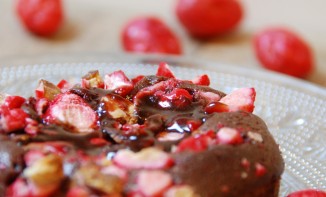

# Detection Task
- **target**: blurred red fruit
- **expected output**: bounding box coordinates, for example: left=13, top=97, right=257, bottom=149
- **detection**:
left=16, top=0, right=63, bottom=36
left=122, top=17, right=182, bottom=55
left=287, top=189, right=326, bottom=197
left=253, top=28, right=314, bottom=78
left=176, top=0, right=243, bottom=38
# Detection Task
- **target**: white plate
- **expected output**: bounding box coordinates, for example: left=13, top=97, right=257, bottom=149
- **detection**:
left=1, top=54, right=325, bottom=196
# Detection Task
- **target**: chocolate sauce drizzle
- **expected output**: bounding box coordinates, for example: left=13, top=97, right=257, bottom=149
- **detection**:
left=9, top=76, right=225, bottom=153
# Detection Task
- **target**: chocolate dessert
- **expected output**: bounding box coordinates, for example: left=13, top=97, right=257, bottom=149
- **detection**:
left=0, top=63, right=284, bottom=197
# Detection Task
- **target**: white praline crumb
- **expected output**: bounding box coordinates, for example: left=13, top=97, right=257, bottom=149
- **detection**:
left=241, top=172, right=248, bottom=179
left=109, top=109, right=127, bottom=119
left=247, top=131, right=263, bottom=143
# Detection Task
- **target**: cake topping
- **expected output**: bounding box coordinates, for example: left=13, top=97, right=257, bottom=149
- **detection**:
left=0, top=105, right=28, bottom=133
left=35, top=98, right=49, bottom=116
left=73, top=163, right=123, bottom=195
left=101, top=164, right=128, bottom=180
left=23, top=154, right=64, bottom=189
left=219, top=87, right=256, bottom=113
left=24, top=150, right=45, bottom=167
left=104, top=70, right=134, bottom=96
left=164, top=185, right=198, bottom=197
left=0, top=63, right=285, bottom=197
left=57, top=79, right=71, bottom=92
left=66, top=186, right=90, bottom=197
left=220, top=185, right=230, bottom=193
left=157, top=132, right=185, bottom=142
left=81, top=70, right=104, bottom=89
left=44, top=92, right=98, bottom=133
left=255, top=162, right=267, bottom=177
left=136, top=170, right=173, bottom=196
left=99, top=93, right=137, bottom=124
left=113, top=147, right=173, bottom=169
left=191, top=74, right=210, bottom=86
left=2, top=95, right=26, bottom=109
left=205, top=101, right=230, bottom=113
left=216, top=127, right=243, bottom=145
left=247, top=131, right=264, bottom=143
left=35, top=79, right=61, bottom=100
left=176, top=131, right=215, bottom=152
left=241, top=158, right=250, bottom=170
left=7, top=154, right=64, bottom=197
left=157, top=62, right=176, bottom=78
left=197, top=91, right=221, bottom=104
left=241, top=172, right=248, bottom=179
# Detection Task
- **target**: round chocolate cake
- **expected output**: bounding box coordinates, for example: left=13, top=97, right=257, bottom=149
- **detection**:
left=0, top=63, right=284, bottom=197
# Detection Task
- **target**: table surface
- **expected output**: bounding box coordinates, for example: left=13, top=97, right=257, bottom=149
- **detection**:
left=1, top=0, right=326, bottom=87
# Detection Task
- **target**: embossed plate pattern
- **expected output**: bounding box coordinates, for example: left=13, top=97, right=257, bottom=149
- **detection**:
left=0, top=54, right=325, bottom=196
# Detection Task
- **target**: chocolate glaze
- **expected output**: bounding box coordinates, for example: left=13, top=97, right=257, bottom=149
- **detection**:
left=0, top=135, right=24, bottom=194
left=177, top=80, right=226, bottom=98
left=31, top=125, right=102, bottom=149
left=69, top=87, right=112, bottom=109
left=131, top=75, right=225, bottom=103
left=171, top=112, right=284, bottom=197
left=129, top=75, right=167, bottom=97
left=133, top=77, right=213, bottom=134
left=70, top=85, right=207, bottom=152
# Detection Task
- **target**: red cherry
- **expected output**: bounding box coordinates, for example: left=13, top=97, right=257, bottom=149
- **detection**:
left=122, top=17, right=182, bottom=55
left=287, top=189, right=326, bottom=197
left=253, top=28, right=314, bottom=78
left=175, top=0, right=243, bottom=38
left=16, top=0, right=63, bottom=36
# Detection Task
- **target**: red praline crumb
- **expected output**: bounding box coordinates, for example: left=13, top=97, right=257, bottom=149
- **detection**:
left=255, top=162, right=267, bottom=177
left=220, top=185, right=230, bottom=193
left=241, top=158, right=250, bottom=170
